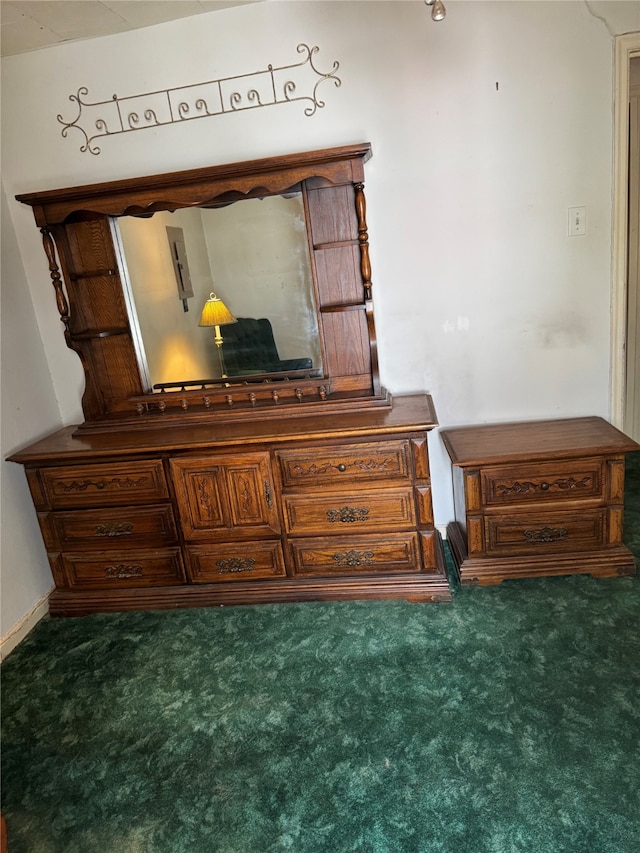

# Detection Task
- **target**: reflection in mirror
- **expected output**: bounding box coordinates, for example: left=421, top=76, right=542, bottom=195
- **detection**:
left=116, top=193, right=323, bottom=390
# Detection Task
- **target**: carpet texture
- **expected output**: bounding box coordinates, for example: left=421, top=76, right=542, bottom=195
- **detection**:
left=2, top=453, right=639, bottom=852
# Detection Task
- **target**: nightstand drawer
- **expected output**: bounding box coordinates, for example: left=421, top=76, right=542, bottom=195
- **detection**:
left=277, top=441, right=412, bottom=488
left=41, top=460, right=169, bottom=509
left=481, top=459, right=604, bottom=508
left=187, top=541, right=286, bottom=582
left=283, top=488, right=416, bottom=535
left=61, top=548, right=185, bottom=589
left=484, top=509, right=607, bottom=556
left=42, top=505, right=177, bottom=550
left=290, top=532, right=422, bottom=576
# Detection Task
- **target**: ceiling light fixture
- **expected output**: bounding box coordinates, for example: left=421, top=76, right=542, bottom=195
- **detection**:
left=425, top=0, right=446, bottom=22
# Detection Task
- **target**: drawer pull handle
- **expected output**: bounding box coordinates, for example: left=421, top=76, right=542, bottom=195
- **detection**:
left=333, top=550, right=375, bottom=567
left=327, top=506, right=370, bottom=523
left=216, top=557, right=256, bottom=574
left=337, top=464, right=347, bottom=472
left=105, top=563, right=143, bottom=579
left=95, top=521, right=133, bottom=537
left=524, top=526, right=568, bottom=544
left=540, top=482, right=550, bottom=491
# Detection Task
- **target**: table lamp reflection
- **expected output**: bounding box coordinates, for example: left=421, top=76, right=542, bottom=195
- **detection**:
left=198, top=292, right=237, bottom=379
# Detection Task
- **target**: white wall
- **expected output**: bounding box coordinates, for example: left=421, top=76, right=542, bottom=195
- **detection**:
left=1, top=187, right=60, bottom=645
left=1, top=1, right=636, bottom=634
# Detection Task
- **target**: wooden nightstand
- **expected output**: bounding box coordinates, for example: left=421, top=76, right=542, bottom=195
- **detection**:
left=440, top=417, right=639, bottom=585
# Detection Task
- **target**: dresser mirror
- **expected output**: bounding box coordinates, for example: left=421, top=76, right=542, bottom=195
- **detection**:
left=116, top=192, right=323, bottom=390
left=16, top=143, right=385, bottom=431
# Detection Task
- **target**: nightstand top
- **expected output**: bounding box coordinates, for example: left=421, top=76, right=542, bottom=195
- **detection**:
left=440, top=416, right=639, bottom=467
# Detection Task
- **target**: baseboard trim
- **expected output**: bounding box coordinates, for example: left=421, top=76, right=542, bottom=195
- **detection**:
left=0, top=587, right=54, bottom=660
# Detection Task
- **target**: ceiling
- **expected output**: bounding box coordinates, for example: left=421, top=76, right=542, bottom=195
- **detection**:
left=2, top=0, right=639, bottom=59
left=0, top=0, right=261, bottom=57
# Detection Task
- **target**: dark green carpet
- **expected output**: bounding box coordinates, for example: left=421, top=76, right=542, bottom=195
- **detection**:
left=2, top=453, right=640, bottom=853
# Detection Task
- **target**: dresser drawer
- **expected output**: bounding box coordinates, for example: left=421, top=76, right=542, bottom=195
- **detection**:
left=40, top=460, right=169, bottom=509
left=277, top=441, right=412, bottom=488
left=481, top=459, right=604, bottom=508
left=42, top=505, right=177, bottom=550
left=484, top=509, right=607, bottom=556
left=290, top=532, right=422, bottom=576
left=61, top=548, right=185, bottom=589
left=283, top=488, right=416, bottom=535
left=187, top=541, right=286, bottom=583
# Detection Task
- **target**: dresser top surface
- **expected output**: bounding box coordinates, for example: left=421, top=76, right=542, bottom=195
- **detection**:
left=440, top=416, right=640, bottom=467
left=8, top=394, right=437, bottom=465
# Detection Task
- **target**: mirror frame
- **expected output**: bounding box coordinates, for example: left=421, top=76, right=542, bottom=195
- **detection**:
left=17, top=143, right=387, bottom=431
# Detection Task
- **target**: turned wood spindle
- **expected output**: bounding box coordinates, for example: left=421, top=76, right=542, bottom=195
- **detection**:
left=354, top=183, right=373, bottom=301
left=41, top=228, right=72, bottom=338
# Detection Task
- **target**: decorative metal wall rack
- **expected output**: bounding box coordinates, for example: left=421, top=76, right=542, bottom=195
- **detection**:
left=58, top=44, right=341, bottom=155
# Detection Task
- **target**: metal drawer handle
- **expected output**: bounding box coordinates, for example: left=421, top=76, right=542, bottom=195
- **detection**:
left=105, top=563, right=142, bottom=579
left=216, top=557, right=256, bottom=574
left=95, top=521, right=133, bottom=537
left=524, top=526, right=568, bottom=543
left=333, top=550, right=375, bottom=566
left=540, top=482, right=550, bottom=491
left=327, top=506, right=370, bottom=523
left=337, top=464, right=347, bottom=472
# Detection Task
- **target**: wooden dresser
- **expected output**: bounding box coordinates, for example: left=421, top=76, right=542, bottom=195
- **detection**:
left=10, top=395, right=450, bottom=615
left=10, top=146, right=454, bottom=615
left=441, top=417, right=639, bottom=585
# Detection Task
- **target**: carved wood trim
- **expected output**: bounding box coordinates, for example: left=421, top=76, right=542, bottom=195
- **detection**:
left=17, top=144, right=372, bottom=226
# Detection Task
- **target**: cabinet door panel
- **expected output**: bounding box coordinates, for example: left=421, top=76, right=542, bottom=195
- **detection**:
left=171, top=453, right=280, bottom=540
left=173, top=464, right=229, bottom=533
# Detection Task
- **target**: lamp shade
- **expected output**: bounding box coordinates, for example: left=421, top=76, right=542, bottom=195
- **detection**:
left=198, top=293, right=237, bottom=327
left=431, top=0, right=446, bottom=20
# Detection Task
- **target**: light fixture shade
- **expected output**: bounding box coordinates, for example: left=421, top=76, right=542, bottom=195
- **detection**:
left=425, top=0, right=446, bottom=20
left=198, top=293, right=237, bottom=327
left=431, top=0, right=446, bottom=20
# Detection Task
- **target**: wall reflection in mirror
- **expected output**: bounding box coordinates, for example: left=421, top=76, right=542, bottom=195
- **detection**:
left=116, top=193, right=322, bottom=390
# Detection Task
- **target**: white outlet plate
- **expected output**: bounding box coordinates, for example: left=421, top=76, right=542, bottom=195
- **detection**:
left=568, top=206, right=587, bottom=236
